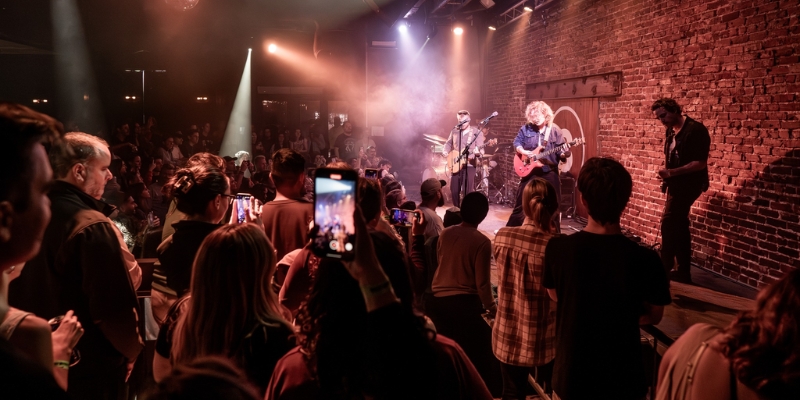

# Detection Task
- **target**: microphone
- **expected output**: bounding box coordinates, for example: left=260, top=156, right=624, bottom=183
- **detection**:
left=479, top=111, right=499, bottom=125
left=454, top=120, right=469, bottom=129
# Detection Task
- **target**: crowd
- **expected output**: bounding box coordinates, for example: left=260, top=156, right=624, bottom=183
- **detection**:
left=1, top=100, right=798, bottom=400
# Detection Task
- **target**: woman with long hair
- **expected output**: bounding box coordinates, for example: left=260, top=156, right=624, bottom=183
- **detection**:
left=159, top=224, right=294, bottom=395
left=657, top=269, right=800, bottom=400
left=492, top=178, right=560, bottom=399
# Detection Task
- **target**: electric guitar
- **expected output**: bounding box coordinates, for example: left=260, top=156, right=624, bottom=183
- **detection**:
left=445, top=139, right=498, bottom=176
left=513, top=138, right=584, bottom=178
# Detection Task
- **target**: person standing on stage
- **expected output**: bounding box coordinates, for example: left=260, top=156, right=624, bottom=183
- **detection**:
left=442, top=110, right=485, bottom=208
left=652, top=98, right=710, bottom=284
left=506, top=101, right=570, bottom=227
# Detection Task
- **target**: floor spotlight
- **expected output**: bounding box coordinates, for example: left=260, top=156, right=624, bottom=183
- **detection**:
left=453, top=26, right=464, bottom=35
left=268, top=43, right=277, bottom=53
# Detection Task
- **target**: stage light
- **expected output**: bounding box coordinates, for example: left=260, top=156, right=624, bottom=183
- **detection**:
left=398, top=23, right=408, bottom=34
left=219, top=50, right=252, bottom=159
left=32, top=99, right=40, bottom=103
left=453, top=26, right=464, bottom=35
left=488, top=25, right=497, bottom=31
left=42, top=99, right=48, bottom=103
left=268, top=43, right=277, bottom=53
left=125, top=96, right=131, bottom=100
left=524, top=5, right=533, bottom=12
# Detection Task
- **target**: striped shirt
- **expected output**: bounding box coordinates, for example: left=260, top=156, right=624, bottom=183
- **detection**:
left=492, top=222, right=557, bottom=366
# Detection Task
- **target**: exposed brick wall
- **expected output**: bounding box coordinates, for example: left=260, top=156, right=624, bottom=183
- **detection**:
left=486, top=0, right=799, bottom=288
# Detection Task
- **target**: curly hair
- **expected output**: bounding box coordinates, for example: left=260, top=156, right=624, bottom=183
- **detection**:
left=294, top=231, right=436, bottom=398
left=722, top=269, right=800, bottom=400
left=525, top=101, right=554, bottom=125
left=651, top=98, right=682, bottom=115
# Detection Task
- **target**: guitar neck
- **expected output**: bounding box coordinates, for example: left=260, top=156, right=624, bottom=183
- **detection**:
left=536, top=142, right=570, bottom=160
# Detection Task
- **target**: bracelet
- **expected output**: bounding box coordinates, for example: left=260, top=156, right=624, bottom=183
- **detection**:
left=360, top=280, right=392, bottom=295
left=54, top=360, right=70, bottom=370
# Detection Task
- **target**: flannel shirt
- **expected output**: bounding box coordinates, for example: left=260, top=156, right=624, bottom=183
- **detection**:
left=492, top=222, right=557, bottom=366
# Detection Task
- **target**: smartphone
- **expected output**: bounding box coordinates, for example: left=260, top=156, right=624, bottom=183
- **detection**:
left=389, top=208, right=420, bottom=227
left=236, top=193, right=251, bottom=223
left=364, top=168, right=379, bottom=179
left=312, top=168, right=358, bottom=260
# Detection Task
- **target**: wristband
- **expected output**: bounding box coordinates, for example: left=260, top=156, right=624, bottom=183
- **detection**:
left=54, top=360, right=70, bottom=370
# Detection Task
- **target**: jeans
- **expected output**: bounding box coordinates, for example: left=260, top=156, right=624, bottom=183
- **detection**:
left=660, top=185, right=703, bottom=276
left=507, top=170, right=561, bottom=228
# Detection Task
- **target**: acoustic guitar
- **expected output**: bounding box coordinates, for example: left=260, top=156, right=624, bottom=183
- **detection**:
left=513, top=138, right=584, bottom=178
left=445, top=138, right=498, bottom=176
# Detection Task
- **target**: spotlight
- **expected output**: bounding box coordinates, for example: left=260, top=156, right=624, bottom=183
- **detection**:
left=524, top=4, right=533, bottom=12
left=42, top=99, right=48, bottom=103
left=398, top=24, right=408, bottom=34
left=268, top=43, right=277, bottom=53
left=427, top=25, right=438, bottom=40
left=32, top=99, right=40, bottom=103
left=453, top=26, right=464, bottom=35
left=488, top=25, right=497, bottom=31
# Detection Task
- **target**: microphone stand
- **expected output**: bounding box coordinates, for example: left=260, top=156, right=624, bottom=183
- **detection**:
left=455, top=116, right=493, bottom=206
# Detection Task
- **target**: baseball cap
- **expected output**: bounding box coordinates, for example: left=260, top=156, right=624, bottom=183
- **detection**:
left=421, top=178, right=447, bottom=196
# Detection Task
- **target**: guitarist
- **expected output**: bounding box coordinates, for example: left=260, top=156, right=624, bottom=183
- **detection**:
left=442, top=110, right=485, bottom=207
left=507, top=101, right=571, bottom=227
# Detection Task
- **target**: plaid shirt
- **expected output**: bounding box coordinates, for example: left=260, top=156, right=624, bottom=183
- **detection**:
left=492, top=222, right=557, bottom=366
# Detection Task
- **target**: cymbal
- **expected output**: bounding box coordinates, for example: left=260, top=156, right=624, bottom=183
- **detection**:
left=424, top=137, right=443, bottom=144
left=423, top=134, right=447, bottom=143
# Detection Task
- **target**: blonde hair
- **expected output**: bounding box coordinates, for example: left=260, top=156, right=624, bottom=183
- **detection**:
left=522, top=178, right=559, bottom=233
left=524, top=101, right=554, bottom=126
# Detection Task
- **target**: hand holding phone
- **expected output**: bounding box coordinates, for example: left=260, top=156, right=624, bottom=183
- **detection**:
left=389, top=208, right=420, bottom=227
left=364, top=168, right=379, bottom=179
left=311, top=168, right=358, bottom=260
left=411, top=209, right=427, bottom=236
left=231, top=193, right=263, bottom=226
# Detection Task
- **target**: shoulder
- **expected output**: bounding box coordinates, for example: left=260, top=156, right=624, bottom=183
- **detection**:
left=14, top=314, right=51, bottom=342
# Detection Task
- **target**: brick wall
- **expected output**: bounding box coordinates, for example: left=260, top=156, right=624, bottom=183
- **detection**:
left=486, top=0, right=799, bottom=288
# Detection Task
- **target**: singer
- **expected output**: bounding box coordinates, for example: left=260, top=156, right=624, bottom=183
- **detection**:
left=506, top=101, right=571, bottom=227
left=443, top=109, right=485, bottom=207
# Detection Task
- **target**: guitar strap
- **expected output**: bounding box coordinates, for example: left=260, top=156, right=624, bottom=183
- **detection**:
left=539, top=124, right=551, bottom=147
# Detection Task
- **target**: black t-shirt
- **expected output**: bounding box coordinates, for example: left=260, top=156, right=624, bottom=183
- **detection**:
left=334, top=133, right=358, bottom=161
left=543, top=231, right=671, bottom=400
left=664, top=116, right=710, bottom=190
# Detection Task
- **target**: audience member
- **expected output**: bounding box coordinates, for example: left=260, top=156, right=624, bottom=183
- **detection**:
left=267, top=206, right=492, bottom=400
left=155, top=224, right=294, bottom=396
left=263, top=149, right=313, bottom=262
left=289, top=128, right=309, bottom=158
left=150, top=164, right=230, bottom=324
left=10, top=131, right=144, bottom=399
left=270, top=132, right=290, bottom=155
left=418, top=178, right=446, bottom=240
left=181, top=130, right=200, bottom=158
left=0, top=102, right=71, bottom=398
left=657, top=268, right=800, bottom=400
left=378, top=159, right=393, bottom=179
left=426, top=191, right=501, bottom=395
left=362, top=145, right=380, bottom=169
left=543, top=157, right=671, bottom=400
left=327, top=116, right=343, bottom=152
left=150, top=163, right=176, bottom=224
left=148, top=356, right=260, bottom=400
left=333, top=120, right=358, bottom=162
left=158, top=134, right=184, bottom=166
left=161, top=153, right=226, bottom=240
left=493, top=178, right=560, bottom=398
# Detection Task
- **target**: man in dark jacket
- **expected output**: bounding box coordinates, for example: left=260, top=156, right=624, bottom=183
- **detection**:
left=10, top=132, right=144, bottom=399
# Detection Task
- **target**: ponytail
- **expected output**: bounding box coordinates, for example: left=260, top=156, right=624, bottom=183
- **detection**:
left=522, top=179, right=559, bottom=233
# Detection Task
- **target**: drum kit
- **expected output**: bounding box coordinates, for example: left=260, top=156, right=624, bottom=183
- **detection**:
left=421, top=134, right=514, bottom=206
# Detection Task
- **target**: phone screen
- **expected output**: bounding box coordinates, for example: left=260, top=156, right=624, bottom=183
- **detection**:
left=236, top=193, right=251, bottom=223
left=312, top=169, right=358, bottom=259
left=389, top=208, right=419, bottom=227
left=364, top=168, right=379, bottom=179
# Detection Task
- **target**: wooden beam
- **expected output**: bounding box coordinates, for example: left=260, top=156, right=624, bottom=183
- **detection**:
left=526, top=72, right=623, bottom=100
